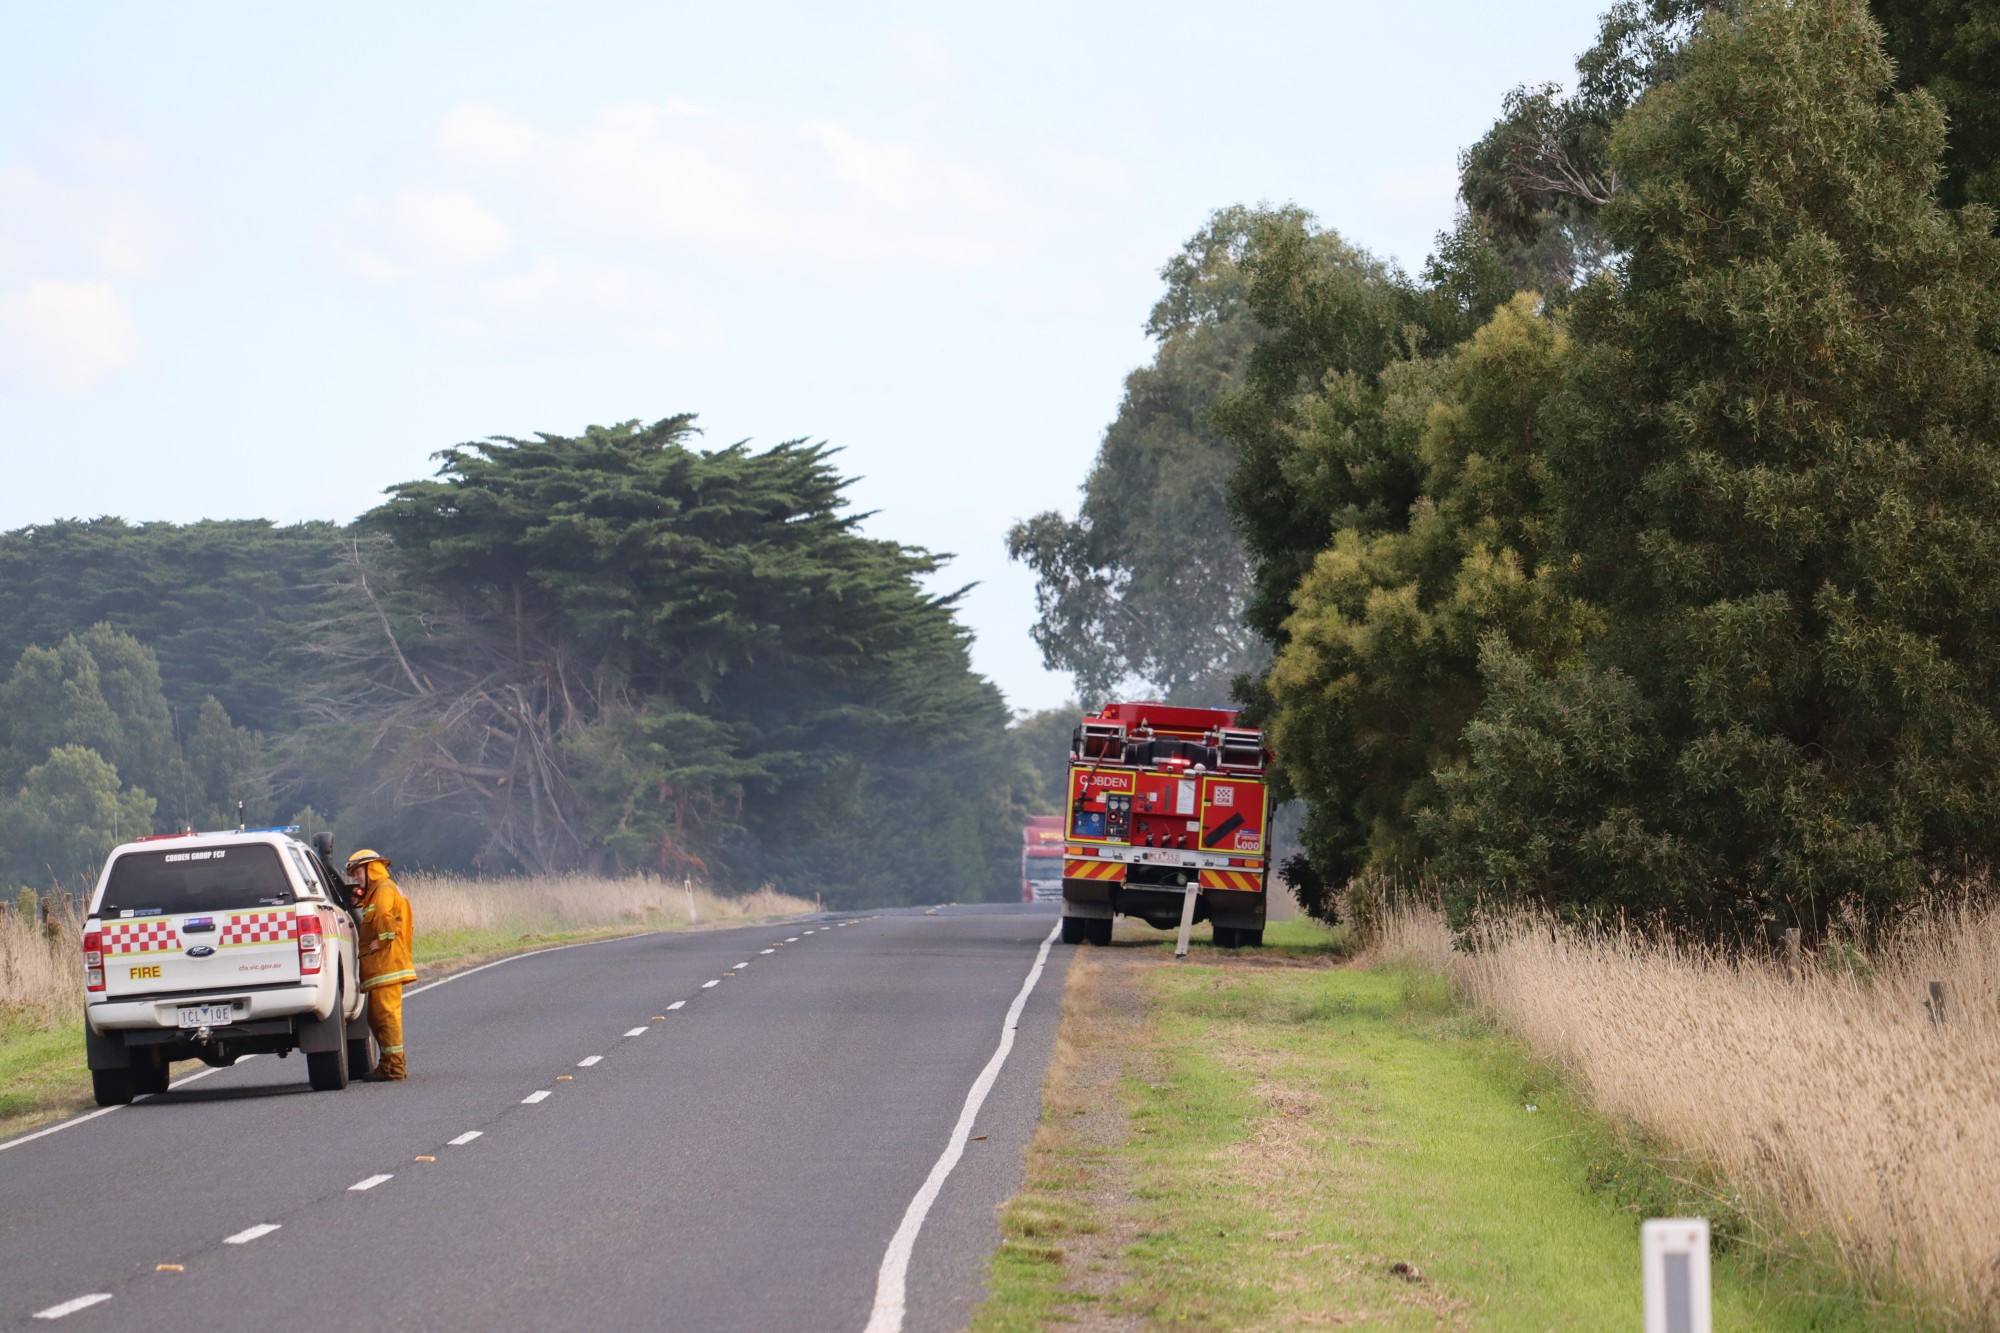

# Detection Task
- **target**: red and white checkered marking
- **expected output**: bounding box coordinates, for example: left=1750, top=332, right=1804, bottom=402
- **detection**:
left=102, top=919, right=180, bottom=955
left=221, top=912, right=296, bottom=947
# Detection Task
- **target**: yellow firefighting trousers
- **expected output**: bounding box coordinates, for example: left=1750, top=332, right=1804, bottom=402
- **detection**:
left=367, top=982, right=406, bottom=1080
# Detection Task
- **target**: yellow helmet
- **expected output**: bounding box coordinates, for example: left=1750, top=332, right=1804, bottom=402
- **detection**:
left=345, top=848, right=389, bottom=872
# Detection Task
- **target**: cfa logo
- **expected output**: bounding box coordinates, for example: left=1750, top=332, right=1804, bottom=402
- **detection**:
left=129, top=964, right=162, bottom=981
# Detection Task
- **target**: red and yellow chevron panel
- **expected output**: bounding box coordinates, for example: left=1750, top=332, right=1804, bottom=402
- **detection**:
left=1198, top=868, right=1263, bottom=893
left=1064, top=858, right=1126, bottom=882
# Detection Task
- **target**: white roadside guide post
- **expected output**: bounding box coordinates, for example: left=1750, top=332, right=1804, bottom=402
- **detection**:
left=1642, top=1218, right=1712, bottom=1333
left=684, top=876, right=697, bottom=923
left=1174, top=877, right=1200, bottom=959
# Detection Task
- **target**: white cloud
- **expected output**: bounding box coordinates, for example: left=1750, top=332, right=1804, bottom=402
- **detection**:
left=883, top=25, right=959, bottom=93
left=338, top=188, right=512, bottom=280
left=0, top=147, right=169, bottom=396
left=0, top=163, right=170, bottom=284
left=331, top=97, right=1085, bottom=349
left=0, top=279, right=144, bottom=395
left=426, top=98, right=1033, bottom=270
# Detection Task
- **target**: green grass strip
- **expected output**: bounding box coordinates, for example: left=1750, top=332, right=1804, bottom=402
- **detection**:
left=980, top=939, right=1920, bottom=1329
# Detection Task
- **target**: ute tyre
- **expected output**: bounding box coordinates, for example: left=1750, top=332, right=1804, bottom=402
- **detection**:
left=132, top=1060, right=170, bottom=1096
left=1088, top=917, right=1114, bottom=947
left=347, top=1033, right=376, bottom=1079
left=91, top=1069, right=135, bottom=1107
left=306, top=1017, right=351, bottom=1092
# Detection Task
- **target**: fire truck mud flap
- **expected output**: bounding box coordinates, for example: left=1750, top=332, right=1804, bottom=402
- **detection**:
left=1204, top=888, right=1266, bottom=934
left=1060, top=879, right=1115, bottom=919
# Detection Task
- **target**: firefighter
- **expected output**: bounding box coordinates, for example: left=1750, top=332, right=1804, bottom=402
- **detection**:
left=346, top=849, right=416, bottom=1081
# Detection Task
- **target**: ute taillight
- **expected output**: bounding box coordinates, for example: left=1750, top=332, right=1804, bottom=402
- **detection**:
left=83, top=930, right=105, bottom=993
left=296, top=911, right=323, bottom=976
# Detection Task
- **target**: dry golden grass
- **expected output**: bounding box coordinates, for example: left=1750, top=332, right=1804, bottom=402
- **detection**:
left=0, top=875, right=814, bottom=1037
left=1380, top=900, right=2000, bottom=1320
left=401, top=872, right=812, bottom=940
left=0, top=901, right=83, bottom=1029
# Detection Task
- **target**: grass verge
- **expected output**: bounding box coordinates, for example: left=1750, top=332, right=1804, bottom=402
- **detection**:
left=976, top=922, right=1927, bottom=1330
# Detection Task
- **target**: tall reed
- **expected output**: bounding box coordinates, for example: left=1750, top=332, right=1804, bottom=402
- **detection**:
left=1380, top=900, right=2000, bottom=1318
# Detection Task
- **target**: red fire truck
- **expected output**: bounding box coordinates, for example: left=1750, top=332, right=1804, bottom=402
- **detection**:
left=1021, top=815, right=1064, bottom=903
left=1059, top=702, right=1270, bottom=947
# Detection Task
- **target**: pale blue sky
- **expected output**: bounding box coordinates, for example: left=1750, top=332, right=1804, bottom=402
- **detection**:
left=1, top=1, right=1607, bottom=711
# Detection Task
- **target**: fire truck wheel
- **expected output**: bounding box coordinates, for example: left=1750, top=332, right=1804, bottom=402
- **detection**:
left=91, top=1069, right=135, bottom=1107
left=132, top=1059, right=170, bottom=1096
left=1240, top=927, right=1265, bottom=948
left=1214, top=926, right=1240, bottom=948
left=1060, top=915, right=1089, bottom=945
left=1087, top=917, right=1113, bottom=947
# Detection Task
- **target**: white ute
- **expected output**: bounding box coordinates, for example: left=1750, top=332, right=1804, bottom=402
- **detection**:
left=82, top=828, right=373, bottom=1106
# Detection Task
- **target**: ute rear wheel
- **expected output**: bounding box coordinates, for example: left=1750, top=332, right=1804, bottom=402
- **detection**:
left=306, top=1015, right=351, bottom=1091
left=91, top=1069, right=135, bottom=1107
left=347, top=1031, right=376, bottom=1079
left=132, top=1060, right=170, bottom=1096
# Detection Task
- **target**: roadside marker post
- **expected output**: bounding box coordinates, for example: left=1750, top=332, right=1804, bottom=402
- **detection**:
left=1642, top=1218, right=1711, bottom=1333
left=1173, top=882, right=1200, bottom=959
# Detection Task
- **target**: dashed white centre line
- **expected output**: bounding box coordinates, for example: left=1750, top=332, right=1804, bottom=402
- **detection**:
left=349, top=1174, right=393, bottom=1192
left=785, top=936, right=799, bottom=942
left=623, top=1026, right=649, bottom=1037
left=522, top=1090, right=551, bottom=1104
left=702, top=979, right=720, bottom=989
left=224, top=1223, right=281, bottom=1245
left=731, top=961, right=750, bottom=969
left=667, top=1000, right=686, bottom=1010
left=32, top=1293, right=111, bottom=1320
left=759, top=948, right=775, bottom=955
left=578, top=1056, right=602, bottom=1067
left=448, top=1131, right=482, bottom=1146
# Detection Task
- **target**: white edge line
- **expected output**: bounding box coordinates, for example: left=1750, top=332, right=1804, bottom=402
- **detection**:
left=862, top=920, right=1060, bottom=1333
left=33, top=1293, right=112, bottom=1319
left=4, top=931, right=664, bottom=1155
left=224, top=1223, right=281, bottom=1244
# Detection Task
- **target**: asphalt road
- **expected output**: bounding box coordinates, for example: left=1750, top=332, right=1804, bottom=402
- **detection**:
left=0, top=903, right=1071, bottom=1331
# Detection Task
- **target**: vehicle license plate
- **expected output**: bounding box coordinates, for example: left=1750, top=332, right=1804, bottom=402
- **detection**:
left=178, top=1004, right=233, bottom=1028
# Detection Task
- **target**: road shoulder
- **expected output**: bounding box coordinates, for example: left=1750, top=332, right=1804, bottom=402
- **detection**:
left=974, top=927, right=1905, bottom=1330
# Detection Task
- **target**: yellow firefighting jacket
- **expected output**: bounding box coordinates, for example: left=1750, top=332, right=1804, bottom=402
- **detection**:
left=356, top=866, right=416, bottom=991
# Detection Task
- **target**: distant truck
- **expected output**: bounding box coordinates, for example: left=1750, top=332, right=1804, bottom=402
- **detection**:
left=1021, top=815, right=1064, bottom=903
left=1059, top=702, right=1270, bottom=947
